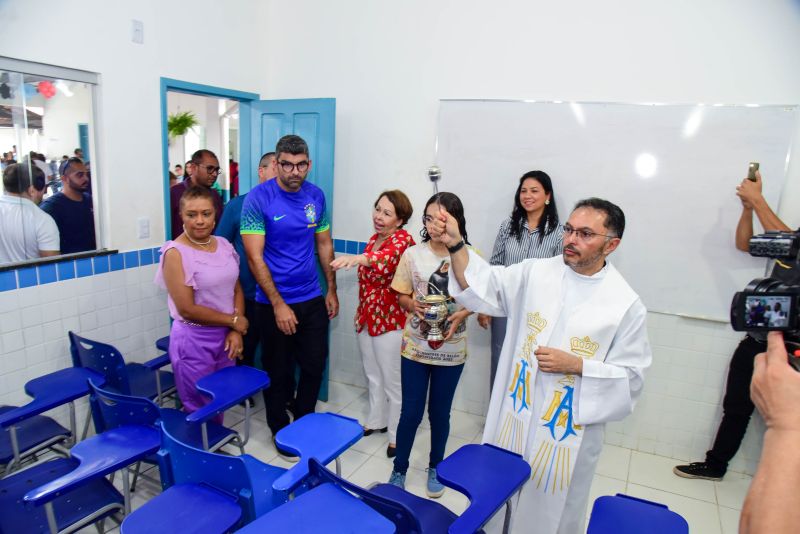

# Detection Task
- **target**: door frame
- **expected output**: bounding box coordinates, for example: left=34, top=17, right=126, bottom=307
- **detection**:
left=159, top=78, right=259, bottom=239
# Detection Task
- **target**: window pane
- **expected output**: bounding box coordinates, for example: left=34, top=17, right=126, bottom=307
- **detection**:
left=0, top=63, right=99, bottom=265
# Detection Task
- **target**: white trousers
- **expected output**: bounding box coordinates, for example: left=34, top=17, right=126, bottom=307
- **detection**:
left=357, top=329, right=402, bottom=443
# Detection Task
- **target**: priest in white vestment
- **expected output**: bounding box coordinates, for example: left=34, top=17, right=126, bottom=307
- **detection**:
left=432, top=197, right=652, bottom=534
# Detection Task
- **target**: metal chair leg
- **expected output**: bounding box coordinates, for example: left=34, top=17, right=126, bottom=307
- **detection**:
left=45, top=502, right=58, bottom=534
left=130, top=461, right=142, bottom=493
left=155, top=372, right=163, bottom=406
left=502, top=497, right=515, bottom=534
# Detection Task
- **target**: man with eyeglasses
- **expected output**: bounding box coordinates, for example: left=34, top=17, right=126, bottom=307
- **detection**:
left=241, top=135, right=339, bottom=460
left=41, top=157, right=96, bottom=254
left=169, top=149, right=224, bottom=238
left=432, top=197, right=651, bottom=534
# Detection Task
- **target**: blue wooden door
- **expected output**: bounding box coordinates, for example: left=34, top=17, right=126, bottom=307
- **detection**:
left=240, top=98, right=336, bottom=401
left=78, top=123, right=90, bottom=161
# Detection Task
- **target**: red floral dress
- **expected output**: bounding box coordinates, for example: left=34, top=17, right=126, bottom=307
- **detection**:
left=355, top=229, right=415, bottom=336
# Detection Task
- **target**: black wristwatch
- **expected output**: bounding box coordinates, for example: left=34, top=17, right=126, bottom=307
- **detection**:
left=447, top=239, right=465, bottom=254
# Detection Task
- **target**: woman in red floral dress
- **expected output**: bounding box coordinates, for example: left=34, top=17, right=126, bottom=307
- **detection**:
left=331, top=190, right=414, bottom=457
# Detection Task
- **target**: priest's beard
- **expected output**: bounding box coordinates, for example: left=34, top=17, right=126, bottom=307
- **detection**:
left=562, top=244, right=605, bottom=273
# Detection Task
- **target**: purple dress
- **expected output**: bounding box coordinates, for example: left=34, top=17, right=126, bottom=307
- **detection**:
left=155, top=238, right=239, bottom=419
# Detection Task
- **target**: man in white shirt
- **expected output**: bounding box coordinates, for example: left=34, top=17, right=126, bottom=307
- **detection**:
left=0, top=162, right=60, bottom=263
left=431, top=197, right=651, bottom=534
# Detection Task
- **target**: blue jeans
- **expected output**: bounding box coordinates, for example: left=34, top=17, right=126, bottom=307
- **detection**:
left=393, top=357, right=464, bottom=474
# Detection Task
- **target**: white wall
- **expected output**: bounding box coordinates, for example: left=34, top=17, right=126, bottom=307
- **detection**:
left=0, top=0, right=265, bottom=251
left=41, top=83, right=92, bottom=159
left=265, top=0, right=800, bottom=475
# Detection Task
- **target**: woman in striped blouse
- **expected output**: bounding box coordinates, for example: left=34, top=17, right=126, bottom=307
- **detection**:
left=478, top=170, right=563, bottom=391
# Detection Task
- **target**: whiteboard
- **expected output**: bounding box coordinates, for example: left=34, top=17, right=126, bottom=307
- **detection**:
left=436, top=100, right=797, bottom=321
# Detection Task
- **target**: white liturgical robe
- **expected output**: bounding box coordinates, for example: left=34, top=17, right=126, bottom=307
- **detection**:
left=450, top=252, right=651, bottom=534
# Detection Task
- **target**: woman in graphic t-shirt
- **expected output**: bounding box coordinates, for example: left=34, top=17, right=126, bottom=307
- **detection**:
left=386, top=192, right=473, bottom=499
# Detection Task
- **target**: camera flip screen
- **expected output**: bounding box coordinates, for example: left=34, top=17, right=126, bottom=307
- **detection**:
left=745, top=295, right=792, bottom=329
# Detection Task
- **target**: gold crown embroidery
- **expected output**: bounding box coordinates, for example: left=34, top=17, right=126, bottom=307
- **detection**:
left=570, top=336, right=599, bottom=358
left=527, top=312, right=547, bottom=334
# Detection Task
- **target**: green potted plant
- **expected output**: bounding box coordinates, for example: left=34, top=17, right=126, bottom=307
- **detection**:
left=167, top=111, right=198, bottom=140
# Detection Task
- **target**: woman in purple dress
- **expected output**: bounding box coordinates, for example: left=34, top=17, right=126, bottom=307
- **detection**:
left=155, top=186, right=249, bottom=419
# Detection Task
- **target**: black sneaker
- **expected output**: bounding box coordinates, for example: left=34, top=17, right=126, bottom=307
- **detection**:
left=673, top=462, right=725, bottom=481
left=273, top=437, right=299, bottom=463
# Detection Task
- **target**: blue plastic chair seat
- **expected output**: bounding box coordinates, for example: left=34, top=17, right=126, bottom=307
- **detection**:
left=372, top=482, right=460, bottom=531
left=159, top=408, right=237, bottom=452
left=126, top=363, right=176, bottom=399
left=120, top=483, right=242, bottom=534
left=0, top=458, right=122, bottom=533
left=0, top=406, right=70, bottom=465
left=235, top=482, right=394, bottom=533
left=588, top=494, right=689, bottom=533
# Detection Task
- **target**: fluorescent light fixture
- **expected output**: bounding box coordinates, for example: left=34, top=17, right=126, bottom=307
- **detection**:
left=635, top=153, right=658, bottom=179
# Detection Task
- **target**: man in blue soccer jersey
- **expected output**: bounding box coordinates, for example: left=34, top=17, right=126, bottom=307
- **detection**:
left=241, top=135, right=338, bottom=459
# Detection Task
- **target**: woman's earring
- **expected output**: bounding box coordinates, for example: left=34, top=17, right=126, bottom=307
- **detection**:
left=545, top=199, right=551, bottom=205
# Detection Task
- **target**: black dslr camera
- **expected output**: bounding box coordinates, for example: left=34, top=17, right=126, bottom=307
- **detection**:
left=730, top=231, right=800, bottom=368
left=731, top=231, right=800, bottom=334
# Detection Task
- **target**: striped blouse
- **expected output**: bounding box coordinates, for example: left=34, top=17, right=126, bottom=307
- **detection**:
left=489, top=217, right=563, bottom=267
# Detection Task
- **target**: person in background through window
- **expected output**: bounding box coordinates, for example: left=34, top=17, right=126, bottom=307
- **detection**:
left=0, top=162, right=60, bottom=263
left=41, top=157, right=96, bottom=254
left=174, top=164, right=184, bottom=179
left=170, top=149, right=224, bottom=238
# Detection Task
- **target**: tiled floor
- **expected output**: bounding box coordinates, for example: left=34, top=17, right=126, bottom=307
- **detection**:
left=83, top=381, right=750, bottom=533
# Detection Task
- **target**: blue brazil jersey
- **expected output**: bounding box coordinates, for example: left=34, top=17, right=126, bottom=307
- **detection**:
left=240, top=179, right=330, bottom=305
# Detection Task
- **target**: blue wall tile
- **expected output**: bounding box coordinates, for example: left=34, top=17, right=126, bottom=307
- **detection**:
left=152, top=247, right=162, bottom=262
left=358, top=241, right=367, bottom=253
left=345, top=240, right=359, bottom=254
left=140, top=249, right=154, bottom=266
left=37, top=264, right=57, bottom=285
left=57, top=261, right=75, bottom=281
left=109, top=254, right=124, bottom=271
left=93, top=256, right=109, bottom=274
left=76, top=258, right=93, bottom=277
left=124, top=251, right=139, bottom=269
left=0, top=270, right=16, bottom=292
left=17, top=267, right=38, bottom=288
left=334, top=239, right=346, bottom=253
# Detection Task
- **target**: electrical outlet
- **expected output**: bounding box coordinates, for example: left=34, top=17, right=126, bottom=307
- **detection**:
left=132, top=20, right=144, bottom=44
left=137, top=217, right=150, bottom=239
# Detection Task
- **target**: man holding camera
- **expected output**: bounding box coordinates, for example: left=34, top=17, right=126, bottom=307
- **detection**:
left=674, top=170, right=797, bottom=481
